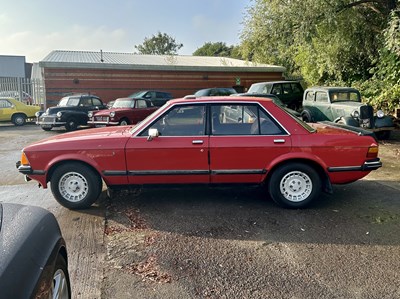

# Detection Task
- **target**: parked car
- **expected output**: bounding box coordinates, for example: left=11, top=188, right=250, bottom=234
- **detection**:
left=106, top=100, right=115, bottom=108
left=36, top=94, right=107, bottom=131
left=234, top=93, right=301, bottom=117
left=17, top=96, right=382, bottom=210
left=0, top=98, right=40, bottom=126
left=194, top=87, right=238, bottom=97
left=301, top=87, right=395, bottom=140
left=0, top=90, right=33, bottom=104
left=0, top=203, right=70, bottom=298
left=128, top=90, right=173, bottom=107
left=88, top=97, right=159, bottom=127
left=247, top=81, right=304, bottom=111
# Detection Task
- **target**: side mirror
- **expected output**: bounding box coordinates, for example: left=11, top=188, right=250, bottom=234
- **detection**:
left=147, top=128, right=159, bottom=141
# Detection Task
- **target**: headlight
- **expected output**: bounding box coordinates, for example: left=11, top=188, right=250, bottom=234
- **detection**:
left=88, top=112, right=93, bottom=117
left=351, top=110, right=360, bottom=118
left=110, top=111, right=116, bottom=117
left=35, top=111, right=41, bottom=117
left=56, top=112, right=62, bottom=118
left=376, top=110, right=385, bottom=118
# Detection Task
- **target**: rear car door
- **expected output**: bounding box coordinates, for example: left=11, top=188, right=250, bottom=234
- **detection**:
left=125, top=104, right=210, bottom=184
left=209, top=103, right=292, bottom=184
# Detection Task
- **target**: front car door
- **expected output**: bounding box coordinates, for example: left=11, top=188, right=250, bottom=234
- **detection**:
left=209, top=103, right=292, bottom=184
left=0, top=99, right=14, bottom=122
left=125, top=104, right=210, bottom=184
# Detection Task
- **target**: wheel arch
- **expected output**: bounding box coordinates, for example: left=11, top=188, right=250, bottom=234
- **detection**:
left=46, top=159, right=104, bottom=186
left=264, top=158, right=332, bottom=194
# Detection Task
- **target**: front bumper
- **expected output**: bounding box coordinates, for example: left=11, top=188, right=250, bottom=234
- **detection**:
left=36, top=116, right=66, bottom=126
left=88, top=118, right=118, bottom=126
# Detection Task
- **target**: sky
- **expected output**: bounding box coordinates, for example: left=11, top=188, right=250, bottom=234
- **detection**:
left=0, top=0, right=252, bottom=63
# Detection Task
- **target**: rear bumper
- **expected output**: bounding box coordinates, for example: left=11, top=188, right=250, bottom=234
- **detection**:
left=327, top=158, right=382, bottom=172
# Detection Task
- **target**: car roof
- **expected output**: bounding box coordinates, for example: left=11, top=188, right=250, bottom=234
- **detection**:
left=305, top=86, right=360, bottom=93
left=251, top=80, right=300, bottom=85
left=170, top=96, right=274, bottom=105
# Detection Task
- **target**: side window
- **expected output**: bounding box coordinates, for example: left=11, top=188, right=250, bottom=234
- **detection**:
left=291, top=83, right=302, bottom=93
left=92, top=98, right=102, bottom=106
left=0, top=99, right=12, bottom=108
left=137, top=100, right=147, bottom=108
left=282, top=83, right=292, bottom=95
left=305, top=91, right=315, bottom=102
left=271, top=84, right=282, bottom=95
left=252, top=109, right=286, bottom=135
left=80, top=98, right=92, bottom=107
left=142, top=105, right=206, bottom=136
left=316, top=92, right=328, bottom=103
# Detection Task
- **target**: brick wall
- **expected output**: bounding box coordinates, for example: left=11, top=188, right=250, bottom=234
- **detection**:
left=43, top=67, right=284, bottom=107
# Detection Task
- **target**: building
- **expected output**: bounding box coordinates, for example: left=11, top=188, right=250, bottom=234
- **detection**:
left=39, top=50, right=286, bottom=107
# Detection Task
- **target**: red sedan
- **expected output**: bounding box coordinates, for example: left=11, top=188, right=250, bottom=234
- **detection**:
left=17, top=96, right=382, bottom=209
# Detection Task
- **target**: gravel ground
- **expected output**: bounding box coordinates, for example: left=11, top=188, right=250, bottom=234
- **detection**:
left=101, top=130, right=400, bottom=299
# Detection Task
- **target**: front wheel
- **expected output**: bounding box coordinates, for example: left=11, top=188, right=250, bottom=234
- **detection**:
left=12, top=114, right=26, bottom=126
left=268, top=163, right=321, bottom=208
left=50, top=254, right=71, bottom=299
left=65, top=118, right=78, bottom=131
left=50, top=162, right=102, bottom=209
left=119, top=118, right=130, bottom=126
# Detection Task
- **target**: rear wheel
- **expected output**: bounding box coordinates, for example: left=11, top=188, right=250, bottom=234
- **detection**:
left=50, top=162, right=102, bottom=209
left=12, top=114, right=26, bottom=126
left=268, top=163, right=321, bottom=208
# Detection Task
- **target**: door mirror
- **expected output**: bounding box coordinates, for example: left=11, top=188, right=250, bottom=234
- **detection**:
left=147, top=128, right=159, bottom=141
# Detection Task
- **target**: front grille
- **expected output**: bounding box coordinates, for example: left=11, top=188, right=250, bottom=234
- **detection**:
left=41, top=116, right=56, bottom=122
left=360, top=105, right=374, bottom=129
left=95, top=116, right=109, bottom=122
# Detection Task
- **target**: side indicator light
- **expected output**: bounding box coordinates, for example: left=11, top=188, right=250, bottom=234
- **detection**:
left=367, top=146, right=379, bottom=158
left=20, top=152, right=30, bottom=166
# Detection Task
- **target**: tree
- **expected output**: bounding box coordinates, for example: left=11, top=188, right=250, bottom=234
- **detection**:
left=193, top=42, right=243, bottom=59
left=134, top=32, right=183, bottom=55
left=240, top=0, right=399, bottom=110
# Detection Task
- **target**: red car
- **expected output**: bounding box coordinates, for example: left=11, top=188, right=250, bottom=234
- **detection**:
left=17, top=96, right=382, bottom=209
left=87, top=97, right=158, bottom=126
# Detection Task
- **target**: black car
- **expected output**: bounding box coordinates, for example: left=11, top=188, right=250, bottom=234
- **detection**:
left=247, top=81, right=304, bottom=111
left=194, top=87, right=238, bottom=97
left=0, top=203, right=71, bottom=298
left=128, top=90, right=173, bottom=107
left=36, top=94, right=107, bottom=131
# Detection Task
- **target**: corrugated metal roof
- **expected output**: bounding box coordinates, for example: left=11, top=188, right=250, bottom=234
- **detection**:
left=39, top=50, right=285, bottom=73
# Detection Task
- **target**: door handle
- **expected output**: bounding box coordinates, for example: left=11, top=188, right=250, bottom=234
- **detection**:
left=192, top=140, right=204, bottom=144
left=273, top=139, right=285, bottom=143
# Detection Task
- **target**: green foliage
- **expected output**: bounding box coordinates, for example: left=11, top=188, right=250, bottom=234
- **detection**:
left=193, top=42, right=244, bottom=59
left=135, top=32, right=183, bottom=55
left=241, top=0, right=399, bottom=111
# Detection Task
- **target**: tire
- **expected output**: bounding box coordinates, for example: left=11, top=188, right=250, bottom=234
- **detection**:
left=268, top=163, right=321, bottom=209
left=41, top=126, right=52, bottom=131
left=50, top=254, right=71, bottom=299
left=12, top=114, right=26, bottom=126
left=301, top=111, right=313, bottom=123
left=50, top=162, right=102, bottom=209
left=119, top=118, right=130, bottom=126
left=65, top=118, right=78, bottom=131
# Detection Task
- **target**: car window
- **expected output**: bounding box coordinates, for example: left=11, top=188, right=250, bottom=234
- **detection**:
left=282, top=83, right=292, bottom=95
left=330, top=91, right=360, bottom=102
left=80, top=98, right=92, bottom=107
left=316, top=92, right=329, bottom=103
left=291, top=83, right=303, bottom=93
left=92, top=98, right=103, bottom=106
left=305, top=91, right=314, bottom=102
left=271, top=84, right=282, bottom=95
left=137, top=100, right=147, bottom=108
left=66, top=97, right=80, bottom=106
left=211, top=104, right=284, bottom=135
left=143, top=105, right=206, bottom=136
left=0, top=99, right=12, bottom=108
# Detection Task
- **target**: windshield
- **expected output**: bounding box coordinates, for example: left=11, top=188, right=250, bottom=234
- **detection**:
left=57, top=96, right=80, bottom=107
left=128, top=91, right=146, bottom=98
left=113, top=99, right=135, bottom=108
left=330, top=91, right=360, bottom=103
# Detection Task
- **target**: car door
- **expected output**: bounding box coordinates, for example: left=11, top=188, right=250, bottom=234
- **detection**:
left=131, top=99, right=151, bottom=124
left=314, top=91, right=333, bottom=121
left=209, top=103, right=292, bottom=184
left=125, top=104, right=210, bottom=185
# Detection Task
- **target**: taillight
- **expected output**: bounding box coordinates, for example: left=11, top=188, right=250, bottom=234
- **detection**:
left=367, top=146, right=379, bottom=158
left=20, top=152, right=30, bottom=166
